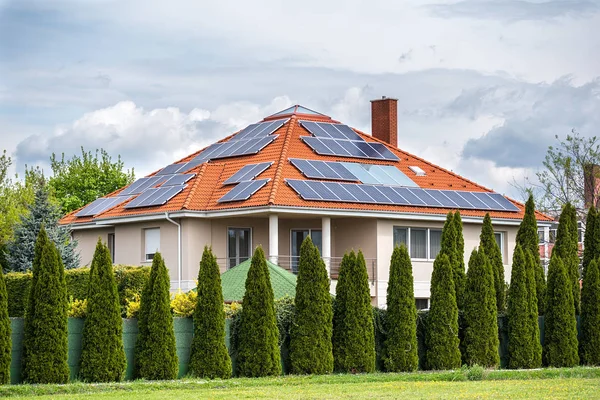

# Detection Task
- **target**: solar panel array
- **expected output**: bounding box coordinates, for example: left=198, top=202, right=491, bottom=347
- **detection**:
left=290, top=158, right=418, bottom=187
left=76, top=195, right=135, bottom=217
left=300, top=121, right=399, bottom=161
left=286, top=179, right=519, bottom=212
left=218, top=179, right=270, bottom=203
left=224, top=162, right=273, bottom=185
left=125, top=185, right=187, bottom=209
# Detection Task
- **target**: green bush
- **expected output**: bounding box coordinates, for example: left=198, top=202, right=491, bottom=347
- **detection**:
left=6, top=265, right=150, bottom=317
left=553, top=204, right=580, bottom=315
left=135, top=252, right=178, bottom=380
left=22, top=226, right=69, bottom=384
left=382, top=245, right=418, bottom=372
left=236, top=247, right=281, bottom=377
left=481, top=213, right=505, bottom=313
left=290, top=236, right=333, bottom=375
left=426, top=253, right=461, bottom=370
left=189, top=246, right=231, bottom=379
left=579, top=259, right=600, bottom=365
left=452, top=212, right=466, bottom=311
left=333, top=251, right=376, bottom=373
left=507, top=245, right=535, bottom=369
left=543, top=255, right=579, bottom=367
left=440, top=212, right=462, bottom=310
left=581, top=206, right=597, bottom=279
left=525, top=250, right=542, bottom=367
left=463, top=248, right=499, bottom=367
left=0, top=270, right=10, bottom=384
left=79, top=239, right=126, bottom=382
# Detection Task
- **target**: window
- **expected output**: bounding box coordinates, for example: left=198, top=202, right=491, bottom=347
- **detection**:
left=415, top=298, right=429, bottom=310
left=538, top=229, right=545, bottom=244
left=228, top=228, right=251, bottom=269
left=393, top=227, right=442, bottom=260
left=108, top=233, right=115, bottom=263
left=291, top=229, right=322, bottom=273
left=144, top=228, right=160, bottom=262
left=494, top=232, right=505, bottom=263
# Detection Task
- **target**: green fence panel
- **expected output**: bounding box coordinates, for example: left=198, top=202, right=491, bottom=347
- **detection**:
left=9, top=318, right=23, bottom=384
left=123, top=318, right=139, bottom=380
left=174, top=318, right=194, bottom=378
left=67, top=318, right=85, bottom=381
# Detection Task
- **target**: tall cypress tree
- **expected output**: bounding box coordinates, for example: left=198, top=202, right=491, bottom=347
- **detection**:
left=426, top=253, right=461, bottom=370
left=0, top=269, right=10, bottom=384
left=441, top=212, right=462, bottom=309
left=332, top=251, right=375, bottom=373
left=463, top=248, right=499, bottom=367
left=79, top=239, right=126, bottom=382
left=507, top=245, right=534, bottom=369
left=236, top=247, right=281, bottom=377
left=382, top=245, right=418, bottom=372
left=553, top=204, right=581, bottom=315
left=135, top=252, right=178, bottom=380
left=480, top=213, right=505, bottom=312
left=543, top=255, right=579, bottom=367
left=582, top=206, right=597, bottom=279
left=290, top=237, right=333, bottom=375
left=579, top=259, right=600, bottom=365
left=516, top=195, right=545, bottom=315
left=525, top=250, right=543, bottom=367
left=22, top=226, right=69, bottom=383
left=452, top=212, right=466, bottom=311
left=190, top=246, right=231, bottom=379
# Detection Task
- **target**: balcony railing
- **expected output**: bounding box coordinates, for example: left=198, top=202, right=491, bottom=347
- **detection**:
left=216, top=255, right=377, bottom=283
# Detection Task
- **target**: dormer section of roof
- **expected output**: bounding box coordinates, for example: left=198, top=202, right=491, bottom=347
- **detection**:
left=263, top=105, right=333, bottom=122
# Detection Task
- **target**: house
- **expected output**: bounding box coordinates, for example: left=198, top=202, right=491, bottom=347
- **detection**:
left=60, top=97, right=553, bottom=309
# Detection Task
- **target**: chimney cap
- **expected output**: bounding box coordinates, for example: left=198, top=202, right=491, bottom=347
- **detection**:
left=370, top=96, right=398, bottom=103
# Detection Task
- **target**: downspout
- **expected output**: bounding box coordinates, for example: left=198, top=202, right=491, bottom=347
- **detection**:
left=165, top=213, right=182, bottom=290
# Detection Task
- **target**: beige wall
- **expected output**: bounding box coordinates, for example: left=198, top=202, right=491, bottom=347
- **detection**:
left=181, top=218, right=211, bottom=285
left=72, top=228, right=114, bottom=267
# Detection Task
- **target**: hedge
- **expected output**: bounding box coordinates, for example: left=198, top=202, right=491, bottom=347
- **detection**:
left=6, top=265, right=150, bottom=317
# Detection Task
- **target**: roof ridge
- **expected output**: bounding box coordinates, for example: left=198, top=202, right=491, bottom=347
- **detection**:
left=266, top=260, right=297, bottom=284
left=182, top=163, right=207, bottom=210
left=268, top=117, right=295, bottom=205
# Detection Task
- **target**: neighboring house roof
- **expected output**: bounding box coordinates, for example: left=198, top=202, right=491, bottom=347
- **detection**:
left=60, top=105, right=553, bottom=225
left=219, top=258, right=297, bottom=302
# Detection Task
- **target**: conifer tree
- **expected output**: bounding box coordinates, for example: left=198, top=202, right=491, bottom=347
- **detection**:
left=236, top=247, right=281, bottom=377
left=189, top=246, right=232, bottom=379
left=463, top=248, right=499, bottom=367
left=579, top=259, right=600, bottom=365
left=7, top=186, right=79, bottom=272
left=426, top=253, right=461, bottom=370
left=79, top=239, right=126, bottom=382
left=507, top=245, right=534, bottom=369
left=543, top=256, right=579, bottom=367
left=452, top=212, right=466, bottom=311
left=525, top=250, right=543, bottom=367
left=553, top=204, right=580, bottom=315
left=332, top=250, right=375, bottom=373
left=480, top=213, right=505, bottom=312
left=567, top=204, right=581, bottom=314
left=582, top=206, right=597, bottom=279
left=135, top=252, right=178, bottom=380
left=290, top=237, right=333, bottom=375
left=441, top=212, right=462, bottom=309
left=382, top=245, right=418, bottom=372
left=0, top=269, right=10, bottom=384
left=516, top=195, right=545, bottom=315
left=22, top=226, right=69, bottom=383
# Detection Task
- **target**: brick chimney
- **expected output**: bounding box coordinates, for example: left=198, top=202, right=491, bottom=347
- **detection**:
left=370, top=96, right=398, bottom=147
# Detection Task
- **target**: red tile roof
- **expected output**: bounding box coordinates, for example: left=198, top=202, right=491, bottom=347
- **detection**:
left=60, top=108, right=553, bottom=225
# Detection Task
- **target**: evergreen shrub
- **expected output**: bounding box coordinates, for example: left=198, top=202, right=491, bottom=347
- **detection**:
left=480, top=213, right=505, bottom=312
left=579, top=259, right=600, bottom=365
left=0, top=269, right=10, bottom=384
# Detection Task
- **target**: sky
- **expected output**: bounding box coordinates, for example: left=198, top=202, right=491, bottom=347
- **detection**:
left=0, top=0, right=599, bottom=199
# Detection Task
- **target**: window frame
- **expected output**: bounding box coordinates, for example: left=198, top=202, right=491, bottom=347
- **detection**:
left=393, top=226, right=442, bottom=261
left=108, top=233, right=115, bottom=263
left=144, top=228, right=160, bottom=262
left=494, top=231, right=505, bottom=264
left=227, top=227, right=253, bottom=270
left=290, top=228, right=322, bottom=273
left=415, top=298, right=429, bottom=310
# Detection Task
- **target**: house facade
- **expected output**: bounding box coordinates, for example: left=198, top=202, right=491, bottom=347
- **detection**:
left=61, top=98, right=553, bottom=309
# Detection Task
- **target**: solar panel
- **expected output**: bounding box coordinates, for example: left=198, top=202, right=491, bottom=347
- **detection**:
left=125, top=185, right=186, bottom=209
left=223, top=162, right=272, bottom=185
left=303, top=136, right=399, bottom=161
left=301, top=137, right=335, bottom=155
left=162, top=173, right=195, bottom=186
left=472, top=192, right=505, bottom=210
left=76, top=195, right=134, bottom=217
left=286, top=179, right=519, bottom=212
left=120, top=176, right=166, bottom=196
left=156, top=163, right=185, bottom=176
left=290, top=159, right=358, bottom=182
left=300, top=121, right=363, bottom=141
left=231, top=119, right=287, bottom=141
left=218, top=179, right=269, bottom=203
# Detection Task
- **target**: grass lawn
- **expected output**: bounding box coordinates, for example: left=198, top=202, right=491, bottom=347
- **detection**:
left=2, top=368, right=600, bottom=399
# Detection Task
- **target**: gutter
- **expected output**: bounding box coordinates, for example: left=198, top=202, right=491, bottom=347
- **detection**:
left=165, top=212, right=182, bottom=290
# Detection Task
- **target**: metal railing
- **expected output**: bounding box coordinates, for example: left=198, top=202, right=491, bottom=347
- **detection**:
left=216, top=255, right=377, bottom=283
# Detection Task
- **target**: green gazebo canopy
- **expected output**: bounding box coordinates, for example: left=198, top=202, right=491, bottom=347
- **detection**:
left=219, top=258, right=297, bottom=303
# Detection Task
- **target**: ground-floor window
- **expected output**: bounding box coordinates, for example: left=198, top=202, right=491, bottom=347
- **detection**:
left=494, top=231, right=505, bottom=263
left=108, top=233, right=115, bottom=263
left=290, top=229, right=322, bottom=273
left=415, top=298, right=429, bottom=310
left=144, top=228, right=160, bottom=262
left=228, top=227, right=251, bottom=269
left=393, top=227, right=442, bottom=260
